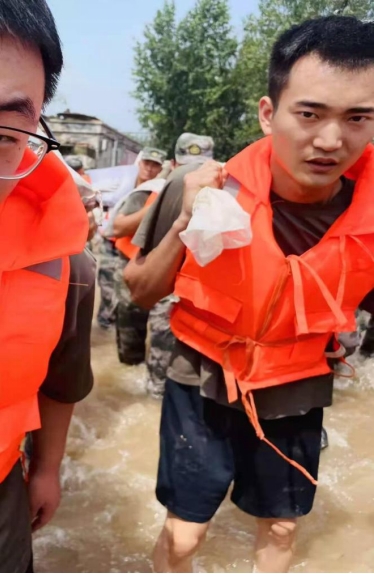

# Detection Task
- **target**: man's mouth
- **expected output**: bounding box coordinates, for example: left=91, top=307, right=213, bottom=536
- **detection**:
left=305, top=158, right=339, bottom=173
left=307, top=158, right=339, bottom=167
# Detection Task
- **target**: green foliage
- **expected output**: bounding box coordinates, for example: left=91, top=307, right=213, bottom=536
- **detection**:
left=133, top=0, right=243, bottom=160
left=133, top=0, right=374, bottom=159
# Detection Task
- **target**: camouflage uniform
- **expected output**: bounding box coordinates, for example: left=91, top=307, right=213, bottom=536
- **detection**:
left=97, top=237, right=119, bottom=329
left=132, top=133, right=215, bottom=398
left=146, top=296, right=176, bottom=398
left=114, top=253, right=149, bottom=364
left=112, top=148, right=167, bottom=363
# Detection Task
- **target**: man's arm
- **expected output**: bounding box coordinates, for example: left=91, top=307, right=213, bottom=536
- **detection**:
left=29, top=251, right=95, bottom=531
left=111, top=189, right=151, bottom=239
left=29, top=395, right=74, bottom=531
left=125, top=161, right=226, bottom=309
left=125, top=215, right=188, bottom=309
left=112, top=203, right=149, bottom=238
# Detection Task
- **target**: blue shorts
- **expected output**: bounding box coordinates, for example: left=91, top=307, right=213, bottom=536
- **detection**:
left=156, top=380, right=323, bottom=523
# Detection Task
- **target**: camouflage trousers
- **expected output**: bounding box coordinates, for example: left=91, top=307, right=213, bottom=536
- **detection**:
left=97, top=238, right=119, bottom=328
left=146, top=296, right=176, bottom=399
left=114, top=255, right=149, bottom=365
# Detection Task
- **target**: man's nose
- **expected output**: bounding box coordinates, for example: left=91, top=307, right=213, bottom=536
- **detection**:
left=313, top=122, right=343, bottom=152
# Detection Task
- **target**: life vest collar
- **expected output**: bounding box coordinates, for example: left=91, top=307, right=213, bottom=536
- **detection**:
left=0, top=151, right=88, bottom=271
left=226, top=137, right=374, bottom=237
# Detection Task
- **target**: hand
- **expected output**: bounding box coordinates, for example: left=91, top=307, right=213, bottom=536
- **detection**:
left=179, top=161, right=227, bottom=223
left=28, top=467, right=61, bottom=532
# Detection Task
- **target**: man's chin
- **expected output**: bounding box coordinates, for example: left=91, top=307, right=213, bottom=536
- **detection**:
left=296, top=170, right=342, bottom=189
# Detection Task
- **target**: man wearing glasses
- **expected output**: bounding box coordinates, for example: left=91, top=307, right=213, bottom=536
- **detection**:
left=0, top=1, right=95, bottom=572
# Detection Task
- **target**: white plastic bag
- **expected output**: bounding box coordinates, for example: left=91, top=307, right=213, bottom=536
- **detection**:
left=179, top=186, right=252, bottom=266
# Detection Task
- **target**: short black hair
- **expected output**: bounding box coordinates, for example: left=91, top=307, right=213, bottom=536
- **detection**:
left=269, top=16, right=374, bottom=108
left=0, top=0, right=63, bottom=104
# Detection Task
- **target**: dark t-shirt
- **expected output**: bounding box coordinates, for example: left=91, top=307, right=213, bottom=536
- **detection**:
left=134, top=168, right=374, bottom=419
left=1, top=249, right=96, bottom=573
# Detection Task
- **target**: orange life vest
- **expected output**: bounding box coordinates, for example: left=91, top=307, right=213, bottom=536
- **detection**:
left=116, top=191, right=158, bottom=259
left=171, top=136, right=374, bottom=483
left=0, top=149, right=88, bottom=483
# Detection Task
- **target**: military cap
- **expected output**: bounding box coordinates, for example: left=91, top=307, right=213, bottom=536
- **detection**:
left=142, top=147, right=167, bottom=165
left=175, top=133, right=214, bottom=165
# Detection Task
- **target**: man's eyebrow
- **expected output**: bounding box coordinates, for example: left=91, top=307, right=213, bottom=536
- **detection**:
left=0, top=97, right=37, bottom=122
left=295, top=100, right=329, bottom=110
left=295, top=101, right=374, bottom=114
left=346, top=106, right=374, bottom=114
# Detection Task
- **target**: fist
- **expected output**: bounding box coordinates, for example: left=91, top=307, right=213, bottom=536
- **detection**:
left=181, top=161, right=227, bottom=220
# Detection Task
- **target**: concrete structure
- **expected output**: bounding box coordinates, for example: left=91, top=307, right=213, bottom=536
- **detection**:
left=46, top=112, right=142, bottom=169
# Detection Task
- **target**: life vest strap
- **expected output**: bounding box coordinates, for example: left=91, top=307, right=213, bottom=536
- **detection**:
left=332, top=356, right=356, bottom=379
left=222, top=368, right=238, bottom=402
left=241, top=390, right=318, bottom=486
left=289, top=255, right=347, bottom=335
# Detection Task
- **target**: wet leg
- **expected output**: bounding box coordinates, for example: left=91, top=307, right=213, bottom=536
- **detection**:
left=254, top=518, right=297, bottom=573
left=153, top=512, right=209, bottom=573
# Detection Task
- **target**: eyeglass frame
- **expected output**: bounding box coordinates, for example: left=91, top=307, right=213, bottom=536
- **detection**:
left=0, top=117, right=61, bottom=181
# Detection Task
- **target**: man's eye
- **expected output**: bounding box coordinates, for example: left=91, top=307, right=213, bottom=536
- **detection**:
left=299, top=111, right=317, bottom=119
left=349, top=116, right=367, bottom=123
left=0, top=135, right=17, bottom=144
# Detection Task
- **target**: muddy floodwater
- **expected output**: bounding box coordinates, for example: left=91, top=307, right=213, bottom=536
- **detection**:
left=34, top=318, right=374, bottom=573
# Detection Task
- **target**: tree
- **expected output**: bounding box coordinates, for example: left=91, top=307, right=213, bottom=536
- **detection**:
left=133, top=0, right=244, bottom=160
left=133, top=1, right=181, bottom=157
left=134, top=0, right=374, bottom=158
left=235, top=0, right=374, bottom=146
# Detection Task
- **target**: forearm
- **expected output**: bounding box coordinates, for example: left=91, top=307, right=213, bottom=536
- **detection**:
left=124, top=216, right=188, bottom=309
left=31, top=392, right=74, bottom=473
left=112, top=206, right=148, bottom=238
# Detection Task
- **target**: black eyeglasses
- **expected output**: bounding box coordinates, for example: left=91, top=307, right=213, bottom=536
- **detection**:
left=0, top=117, right=60, bottom=181
left=39, top=116, right=59, bottom=144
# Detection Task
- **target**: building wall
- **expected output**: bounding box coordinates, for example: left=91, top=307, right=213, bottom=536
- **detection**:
left=47, top=115, right=141, bottom=169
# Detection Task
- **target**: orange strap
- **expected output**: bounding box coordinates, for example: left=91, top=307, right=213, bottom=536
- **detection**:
left=350, top=235, right=374, bottom=263
left=333, top=356, right=356, bottom=379
left=223, top=368, right=238, bottom=403
left=241, top=391, right=318, bottom=485
left=289, top=257, right=308, bottom=334
left=336, top=236, right=346, bottom=307
left=300, top=258, right=347, bottom=324
left=289, top=255, right=347, bottom=335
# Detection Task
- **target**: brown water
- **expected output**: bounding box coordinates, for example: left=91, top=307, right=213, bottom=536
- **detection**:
left=34, top=321, right=374, bottom=573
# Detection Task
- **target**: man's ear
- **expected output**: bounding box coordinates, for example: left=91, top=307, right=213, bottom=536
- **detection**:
left=259, top=96, right=274, bottom=136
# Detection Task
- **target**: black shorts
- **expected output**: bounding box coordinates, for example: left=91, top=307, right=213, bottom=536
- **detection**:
left=156, top=380, right=323, bottom=523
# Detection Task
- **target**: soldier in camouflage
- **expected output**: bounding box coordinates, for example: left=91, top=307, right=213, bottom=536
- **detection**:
left=112, top=148, right=166, bottom=363
left=114, top=260, right=149, bottom=364
left=97, top=238, right=120, bottom=329
left=137, top=134, right=215, bottom=398
left=147, top=296, right=177, bottom=398
left=97, top=147, right=165, bottom=329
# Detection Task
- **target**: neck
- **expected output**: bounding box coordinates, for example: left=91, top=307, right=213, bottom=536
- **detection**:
left=270, top=156, right=342, bottom=204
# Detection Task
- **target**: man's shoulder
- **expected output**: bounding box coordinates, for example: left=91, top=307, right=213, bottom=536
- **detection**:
left=119, top=189, right=150, bottom=216
left=124, top=188, right=151, bottom=206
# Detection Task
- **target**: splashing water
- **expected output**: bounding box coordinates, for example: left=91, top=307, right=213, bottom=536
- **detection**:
left=33, top=321, right=374, bottom=573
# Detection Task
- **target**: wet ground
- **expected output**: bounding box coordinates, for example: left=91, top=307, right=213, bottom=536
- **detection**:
left=34, top=319, right=374, bottom=573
